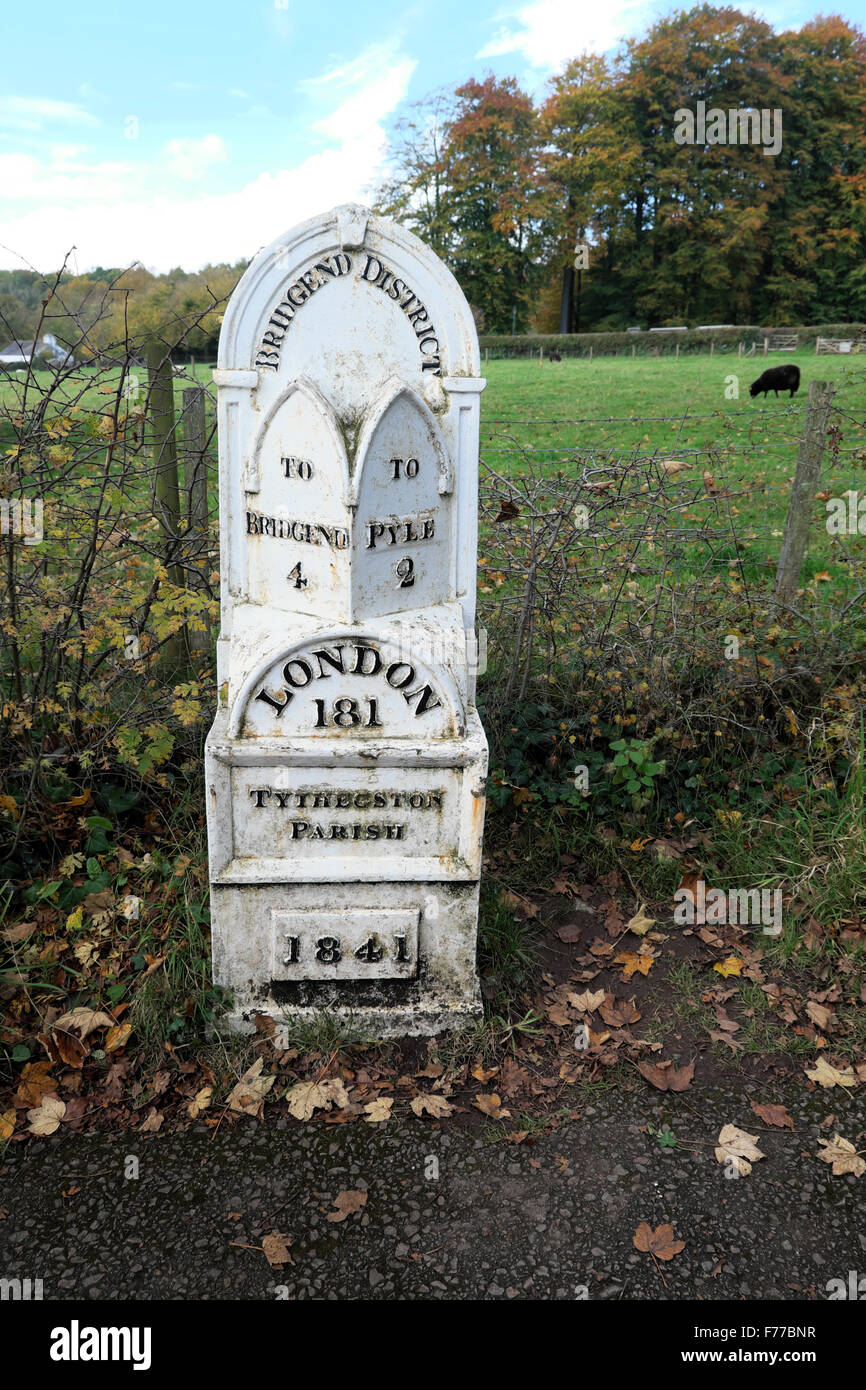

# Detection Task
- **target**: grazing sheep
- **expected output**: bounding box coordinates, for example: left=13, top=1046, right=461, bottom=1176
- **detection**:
left=749, top=364, right=800, bottom=398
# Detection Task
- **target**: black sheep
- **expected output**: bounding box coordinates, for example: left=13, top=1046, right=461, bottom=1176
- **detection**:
left=749, top=364, right=800, bottom=398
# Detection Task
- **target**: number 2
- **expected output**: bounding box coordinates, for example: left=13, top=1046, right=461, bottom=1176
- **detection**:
left=395, top=557, right=415, bottom=588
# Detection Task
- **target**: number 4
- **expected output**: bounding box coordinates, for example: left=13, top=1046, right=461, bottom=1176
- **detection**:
left=354, top=936, right=384, bottom=962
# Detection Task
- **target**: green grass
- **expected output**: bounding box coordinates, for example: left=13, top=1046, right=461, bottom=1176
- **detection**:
left=6, top=354, right=864, bottom=590
left=481, top=351, right=865, bottom=449
left=705, top=730, right=866, bottom=954
left=480, top=353, right=866, bottom=600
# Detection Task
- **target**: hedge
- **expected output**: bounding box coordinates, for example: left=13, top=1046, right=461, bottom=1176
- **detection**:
left=478, top=324, right=866, bottom=359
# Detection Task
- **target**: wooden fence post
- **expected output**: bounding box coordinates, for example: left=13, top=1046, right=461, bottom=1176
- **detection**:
left=710, top=340, right=714, bottom=358
left=183, top=386, right=211, bottom=657
left=774, top=380, right=835, bottom=604
left=145, top=337, right=184, bottom=666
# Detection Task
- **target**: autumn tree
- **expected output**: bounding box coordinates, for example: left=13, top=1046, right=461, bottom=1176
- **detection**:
left=539, top=53, right=637, bottom=331
left=444, top=75, right=542, bottom=332
left=766, top=16, right=866, bottom=321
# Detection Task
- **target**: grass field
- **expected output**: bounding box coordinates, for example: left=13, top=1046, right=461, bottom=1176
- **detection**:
left=3, top=350, right=865, bottom=590
left=5, top=347, right=863, bottom=460
left=479, top=353, right=866, bottom=595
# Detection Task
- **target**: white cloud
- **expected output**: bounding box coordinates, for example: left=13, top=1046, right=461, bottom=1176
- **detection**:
left=0, top=48, right=416, bottom=272
left=314, top=57, right=417, bottom=142
left=0, top=96, right=98, bottom=132
left=0, top=147, right=382, bottom=272
left=301, top=38, right=416, bottom=95
left=163, top=134, right=227, bottom=180
left=0, top=150, right=133, bottom=202
left=478, top=0, right=650, bottom=66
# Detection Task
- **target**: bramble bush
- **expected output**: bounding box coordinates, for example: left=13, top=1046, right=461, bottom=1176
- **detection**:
left=0, top=275, right=221, bottom=877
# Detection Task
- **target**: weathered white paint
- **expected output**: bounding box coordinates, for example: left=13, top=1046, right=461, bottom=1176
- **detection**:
left=205, top=203, right=487, bottom=1037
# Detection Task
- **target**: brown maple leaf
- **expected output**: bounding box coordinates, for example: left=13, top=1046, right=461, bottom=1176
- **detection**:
left=473, top=1093, right=509, bottom=1119
left=327, top=1189, right=367, bottom=1223
left=750, top=1101, right=794, bottom=1130
left=633, top=1222, right=685, bottom=1261
left=637, top=1059, right=694, bottom=1092
left=261, top=1232, right=294, bottom=1266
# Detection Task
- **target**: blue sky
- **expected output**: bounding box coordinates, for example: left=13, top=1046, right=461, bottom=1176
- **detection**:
left=1, top=0, right=864, bottom=273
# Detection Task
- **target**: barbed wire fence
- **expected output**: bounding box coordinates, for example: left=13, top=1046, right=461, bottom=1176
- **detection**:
left=2, top=269, right=865, bottom=842
left=475, top=379, right=866, bottom=772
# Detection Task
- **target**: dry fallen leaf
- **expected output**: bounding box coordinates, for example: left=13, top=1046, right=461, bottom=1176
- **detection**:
left=227, top=1057, right=275, bottom=1118
left=364, top=1097, right=394, bottom=1124
left=715, top=1124, right=765, bottom=1176
left=569, top=988, right=605, bottom=1013
left=285, top=1078, right=349, bottom=1121
left=633, top=1221, right=685, bottom=1261
left=53, top=1007, right=114, bottom=1038
left=188, top=1086, right=213, bottom=1118
left=714, top=955, right=743, bottom=978
left=805, top=1001, right=835, bottom=1032
left=410, top=1093, right=454, bottom=1119
left=547, top=1003, right=573, bottom=1027
left=327, top=1189, right=367, bottom=1223
left=473, top=1093, right=510, bottom=1119
left=38, top=1026, right=88, bottom=1070
left=817, top=1134, right=865, bottom=1178
left=262, top=1232, right=294, bottom=1266
left=626, top=904, right=655, bottom=936
left=600, top=996, right=641, bottom=1027
left=26, top=1095, right=66, bottom=1136
left=0, top=1109, right=16, bottom=1142
left=16, top=1061, right=56, bottom=1107
left=614, top=951, right=654, bottom=978
left=471, top=1063, right=499, bottom=1083
left=637, top=1059, right=694, bottom=1092
left=750, top=1101, right=794, bottom=1130
left=805, top=1058, right=858, bottom=1089
left=105, top=1023, right=132, bottom=1053
left=3, top=920, right=34, bottom=944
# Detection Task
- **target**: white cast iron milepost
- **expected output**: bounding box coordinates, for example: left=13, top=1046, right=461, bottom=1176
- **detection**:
left=205, top=204, right=487, bottom=1037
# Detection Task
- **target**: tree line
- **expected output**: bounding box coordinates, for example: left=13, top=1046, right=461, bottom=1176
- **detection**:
left=0, top=262, right=242, bottom=362
left=373, top=4, right=866, bottom=334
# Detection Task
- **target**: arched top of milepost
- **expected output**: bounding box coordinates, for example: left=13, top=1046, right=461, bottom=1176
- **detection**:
left=217, top=203, right=481, bottom=380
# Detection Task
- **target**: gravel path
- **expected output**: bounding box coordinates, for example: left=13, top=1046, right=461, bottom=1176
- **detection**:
left=2, top=1076, right=864, bottom=1301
